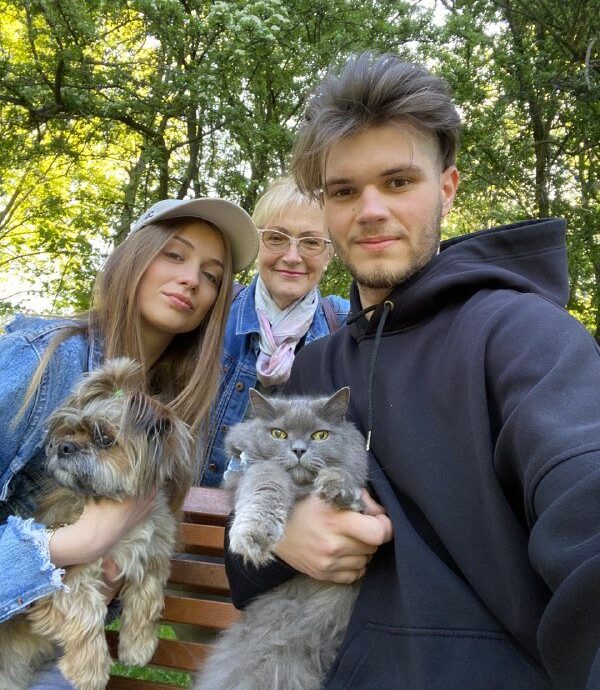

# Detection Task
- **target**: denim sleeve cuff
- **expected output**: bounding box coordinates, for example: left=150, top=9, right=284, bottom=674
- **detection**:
left=14, top=516, right=66, bottom=582
left=0, top=516, right=67, bottom=623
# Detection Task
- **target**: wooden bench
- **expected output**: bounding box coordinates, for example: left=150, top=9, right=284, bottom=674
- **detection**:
left=107, top=487, right=239, bottom=689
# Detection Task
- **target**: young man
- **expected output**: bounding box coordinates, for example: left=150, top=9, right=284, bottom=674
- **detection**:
left=225, top=53, right=600, bottom=688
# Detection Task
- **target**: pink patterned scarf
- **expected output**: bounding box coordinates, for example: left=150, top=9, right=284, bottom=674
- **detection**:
left=255, top=277, right=319, bottom=387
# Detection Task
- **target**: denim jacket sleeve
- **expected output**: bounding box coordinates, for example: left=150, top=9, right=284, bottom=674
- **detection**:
left=0, top=325, right=40, bottom=477
left=0, top=323, right=72, bottom=621
left=0, top=517, right=65, bottom=623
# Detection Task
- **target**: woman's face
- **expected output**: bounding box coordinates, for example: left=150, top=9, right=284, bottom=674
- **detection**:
left=137, top=220, right=226, bottom=360
left=257, top=204, right=333, bottom=310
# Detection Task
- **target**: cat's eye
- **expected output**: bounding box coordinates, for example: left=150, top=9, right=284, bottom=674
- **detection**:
left=270, top=428, right=288, bottom=439
left=311, top=430, right=329, bottom=441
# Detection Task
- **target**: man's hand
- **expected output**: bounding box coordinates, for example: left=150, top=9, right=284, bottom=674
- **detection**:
left=273, top=491, right=393, bottom=583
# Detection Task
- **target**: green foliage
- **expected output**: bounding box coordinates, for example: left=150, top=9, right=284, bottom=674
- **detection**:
left=0, top=0, right=415, bottom=311
left=435, top=0, right=599, bottom=333
left=0, top=0, right=598, bottom=335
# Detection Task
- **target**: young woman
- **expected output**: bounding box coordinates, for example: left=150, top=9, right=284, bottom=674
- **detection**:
left=201, top=178, right=350, bottom=485
left=0, top=197, right=258, bottom=685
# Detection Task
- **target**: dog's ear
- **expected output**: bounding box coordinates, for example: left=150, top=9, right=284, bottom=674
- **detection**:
left=73, top=358, right=145, bottom=405
left=128, top=393, right=193, bottom=508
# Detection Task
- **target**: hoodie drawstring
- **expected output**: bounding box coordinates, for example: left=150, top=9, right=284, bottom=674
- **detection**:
left=347, top=301, right=394, bottom=451
left=365, top=300, right=394, bottom=450
left=346, top=303, right=378, bottom=325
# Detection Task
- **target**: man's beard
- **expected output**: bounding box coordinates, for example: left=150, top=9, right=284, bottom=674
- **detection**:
left=333, top=209, right=442, bottom=290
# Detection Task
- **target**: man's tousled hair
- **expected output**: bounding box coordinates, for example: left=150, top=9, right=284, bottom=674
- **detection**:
left=291, top=52, right=462, bottom=196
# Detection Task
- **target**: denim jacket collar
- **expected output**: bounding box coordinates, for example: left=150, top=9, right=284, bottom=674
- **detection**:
left=233, top=276, right=261, bottom=336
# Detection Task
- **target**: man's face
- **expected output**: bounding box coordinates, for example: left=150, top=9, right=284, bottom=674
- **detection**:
left=322, top=124, right=459, bottom=307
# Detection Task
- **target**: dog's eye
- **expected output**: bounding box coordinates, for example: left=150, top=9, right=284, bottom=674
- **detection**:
left=94, top=430, right=115, bottom=447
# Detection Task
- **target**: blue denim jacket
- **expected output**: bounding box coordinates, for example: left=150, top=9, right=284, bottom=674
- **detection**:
left=0, top=315, right=102, bottom=622
left=199, top=276, right=349, bottom=486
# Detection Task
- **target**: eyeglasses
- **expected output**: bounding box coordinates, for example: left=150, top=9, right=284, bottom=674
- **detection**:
left=258, top=229, right=332, bottom=257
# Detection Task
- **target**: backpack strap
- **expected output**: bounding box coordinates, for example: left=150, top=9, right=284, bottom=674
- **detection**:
left=320, top=296, right=340, bottom=333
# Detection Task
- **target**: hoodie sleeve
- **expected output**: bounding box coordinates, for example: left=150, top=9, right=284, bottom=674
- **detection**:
left=224, top=513, right=297, bottom=609
left=486, top=293, right=600, bottom=689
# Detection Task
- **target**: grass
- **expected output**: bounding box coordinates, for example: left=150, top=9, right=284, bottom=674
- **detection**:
left=107, top=620, right=192, bottom=688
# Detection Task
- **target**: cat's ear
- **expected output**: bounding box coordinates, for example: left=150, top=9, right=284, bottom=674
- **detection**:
left=248, top=388, right=277, bottom=419
left=320, top=387, right=350, bottom=422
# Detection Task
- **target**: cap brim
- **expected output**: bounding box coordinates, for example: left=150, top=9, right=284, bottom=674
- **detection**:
left=144, top=198, right=258, bottom=273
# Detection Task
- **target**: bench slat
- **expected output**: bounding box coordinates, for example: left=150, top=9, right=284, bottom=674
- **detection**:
left=107, top=630, right=214, bottom=670
left=162, top=595, right=240, bottom=629
left=183, top=487, right=230, bottom=525
left=168, top=559, right=230, bottom=594
left=149, top=638, right=214, bottom=669
left=180, top=523, right=225, bottom=554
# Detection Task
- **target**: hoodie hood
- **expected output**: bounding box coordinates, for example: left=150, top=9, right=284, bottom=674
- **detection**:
left=349, top=218, right=569, bottom=338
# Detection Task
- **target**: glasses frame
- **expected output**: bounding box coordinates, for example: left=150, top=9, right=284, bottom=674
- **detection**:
left=257, top=228, right=332, bottom=257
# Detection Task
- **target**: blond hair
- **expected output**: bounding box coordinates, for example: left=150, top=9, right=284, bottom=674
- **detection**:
left=20, top=218, right=233, bottom=435
left=252, top=177, right=322, bottom=228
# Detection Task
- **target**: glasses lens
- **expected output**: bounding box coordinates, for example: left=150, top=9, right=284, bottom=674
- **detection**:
left=262, top=230, right=289, bottom=251
left=260, top=230, right=328, bottom=256
left=298, top=237, right=327, bottom=255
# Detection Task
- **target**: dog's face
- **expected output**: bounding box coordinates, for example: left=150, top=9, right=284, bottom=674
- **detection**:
left=45, top=358, right=192, bottom=504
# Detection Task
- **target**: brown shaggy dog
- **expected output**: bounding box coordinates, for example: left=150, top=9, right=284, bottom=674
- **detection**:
left=0, top=358, right=192, bottom=690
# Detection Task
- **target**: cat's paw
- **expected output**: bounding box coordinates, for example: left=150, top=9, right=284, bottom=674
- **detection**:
left=229, top=518, right=283, bottom=567
left=315, top=474, right=364, bottom=511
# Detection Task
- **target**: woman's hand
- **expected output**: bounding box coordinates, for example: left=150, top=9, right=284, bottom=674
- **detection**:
left=48, top=491, right=157, bottom=568
left=273, top=491, right=393, bottom=583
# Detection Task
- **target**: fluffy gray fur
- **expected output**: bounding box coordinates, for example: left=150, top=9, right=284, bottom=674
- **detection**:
left=195, top=387, right=368, bottom=690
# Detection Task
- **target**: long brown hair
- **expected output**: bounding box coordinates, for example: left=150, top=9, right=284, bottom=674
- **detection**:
left=20, top=218, right=233, bottom=435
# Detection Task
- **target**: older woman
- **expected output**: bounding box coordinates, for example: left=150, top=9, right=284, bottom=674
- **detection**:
left=201, top=178, right=349, bottom=486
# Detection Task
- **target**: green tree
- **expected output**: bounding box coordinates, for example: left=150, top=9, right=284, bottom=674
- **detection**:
left=0, top=0, right=421, bottom=311
left=434, top=0, right=599, bottom=334
left=1, top=0, right=598, bottom=336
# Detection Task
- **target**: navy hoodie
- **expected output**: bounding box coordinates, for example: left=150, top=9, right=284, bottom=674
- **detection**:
left=225, top=219, right=600, bottom=689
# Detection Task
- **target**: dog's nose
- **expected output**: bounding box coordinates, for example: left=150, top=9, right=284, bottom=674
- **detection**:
left=57, top=441, right=80, bottom=457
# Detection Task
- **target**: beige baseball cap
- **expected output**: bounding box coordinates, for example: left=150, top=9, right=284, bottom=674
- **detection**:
left=130, top=198, right=259, bottom=273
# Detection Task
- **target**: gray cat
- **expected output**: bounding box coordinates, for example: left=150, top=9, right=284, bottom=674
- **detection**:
left=195, top=387, right=368, bottom=690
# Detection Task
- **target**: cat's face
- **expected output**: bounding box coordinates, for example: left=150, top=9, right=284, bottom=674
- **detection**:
left=258, top=406, right=338, bottom=485
left=226, top=388, right=360, bottom=486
